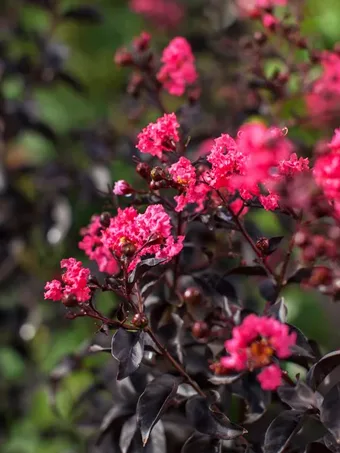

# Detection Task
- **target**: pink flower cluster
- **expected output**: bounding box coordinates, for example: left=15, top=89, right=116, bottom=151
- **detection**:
left=157, top=37, right=198, bottom=96
left=206, top=122, right=306, bottom=210
left=129, top=0, right=184, bottom=29
left=307, top=52, right=340, bottom=124
left=101, top=204, right=184, bottom=271
left=169, top=157, right=210, bottom=212
left=79, top=216, right=118, bottom=274
left=237, top=0, right=287, bottom=18
left=136, top=113, right=180, bottom=158
left=314, top=129, right=340, bottom=209
left=44, top=258, right=91, bottom=303
left=221, top=314, right=296, bottom=390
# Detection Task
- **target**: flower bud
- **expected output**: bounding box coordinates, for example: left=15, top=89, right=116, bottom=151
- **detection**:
left=100, top=212, right=111, bottom=228
left=114, top=48, right=133, bottom=66
left=256, top=237, right=270, bottom=255
left=183, top=287, right=202, bottom=305
left=133, top=31, right=151, bottom=52
left=309, top=266, right=332, bottom=287
left=132, top=313, right=148, bottom=328
left=151, top=166, right=167, bottom=182
left=62, top=294, right=78, bottom=307
left=192, top=321, right=209, bottom=339
left=254, top=31, right=267, bottom=45
left=113, top=180, right=133, bottom=196
left=136, top=162, right=151, bottom=181
left=121, top=242, right=136, bottom=257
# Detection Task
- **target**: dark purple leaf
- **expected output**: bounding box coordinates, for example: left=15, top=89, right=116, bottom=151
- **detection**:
left=181, top=433, right=221, bottom=453
left=259, top=279, right=278, bottom=303
left=278, top=381, right=318, bottom=411
left=111, top=329, right=145, bottom=380
left=137, top=374, right=181, bottom=446
left=307, top=442, right=333, bottom=453
left=307, top=351, right=340, bottom=391
left=288, top=324, right=315, bottom=359
left=227, top=266, right=267, bottom=277
left=128, top=258, right=167, bottom=285
left=120, top=415, right=137, bottom=453
left=287, top=268, right=313, bottom=284
left=320, top=384, right=340, bottom=444
left=208, top=372, right=243, bottom=385
left=267, top=297, right=287, bottom=323
left=62, top=6, right=102, bottom=23
left=185, top=396, right=246, bottom=440
left=267, top=236, right=284, bottom=254
left=264, top=410, right=304, bottom=453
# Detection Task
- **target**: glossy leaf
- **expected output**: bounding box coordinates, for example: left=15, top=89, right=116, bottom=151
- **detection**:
left=186, top=396, right=246, bottom=440
left=320, top=384, right=340, bottom=444
left=181, top=433, right=221, bottom=453
left=307, top=351, right=340, bottom=391
left=111, top=329, right=145, bottom=380
left=264, top=410, right=304, bottom=453
left=137, top=374, right=181, bottom=446
left=278, top=381, right=317, bottom=411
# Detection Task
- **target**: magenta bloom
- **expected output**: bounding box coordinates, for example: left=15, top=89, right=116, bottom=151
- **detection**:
left=44, top=258, right=91, bottom=303
left=237, top=0, right=287, bottom=17
left=157, top=37, right=198, bottom=96
left=113, top=180, right=132, bottom=196
left=206, top=123, right=295, bottom=210
left=257, top=364, right=283, bottom=391
left=220, top=314, right=296, bottom=390
left=136, top=113, right=180, bottom=159
left=169, top=157, right=210, bottom=212
left=278, top=153, right=310, bottom=177
left=314, top=132, right=340, bottom=202
left=306, top=52, right=340, bottom=125
left=79, top=216, right=118, bottom=275
left=129, top=0, right=184, bottom=29
left=101, top=204, right=184, bottom=271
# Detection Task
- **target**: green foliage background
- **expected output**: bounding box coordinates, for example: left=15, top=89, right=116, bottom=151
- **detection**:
left=2, top=1, right=340, bottom=451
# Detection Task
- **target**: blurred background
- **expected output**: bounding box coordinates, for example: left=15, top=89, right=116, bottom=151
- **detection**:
left=1, top=0, right=340, bottom=451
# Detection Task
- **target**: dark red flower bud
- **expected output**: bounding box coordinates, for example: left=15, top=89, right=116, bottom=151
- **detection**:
left=114, top=48, right=133, bottom=66
left=136, top=162, right=151, bottom=180
left=100, top=212, right=111, bottom=228
left=256, top=237, right=270, bottom=255
left=183, top=287, right=202, bottom=305
left=151, top=166, right=167, bottom=182
left=132, top=313, right=148, bottom=328
left=62, top=294, right=78, bottom=307
left=121, top=242, right=137, bottom=257
left=309, top=266, right=332, bottom=287
left=192, top=321, right=209, bottom=339
left=133, top=31, right=151, bottom=52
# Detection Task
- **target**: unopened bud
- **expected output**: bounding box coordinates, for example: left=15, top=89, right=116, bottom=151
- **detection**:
left=62, top=294, right=78, bottom=307
left=183, top=287, right=202, bottom=305
left=114, top=48, right=133, bottom=66
left=136, top=162, right=151, bottom=181
left=113, top=180, right=133, bottom=196
left=256, top=237, right=270, bottom=255
left=192, top=321, right=209, bottom=339
left=100, top=212, right=111, bottom=228
left=132, top=313, right=148, bottom=328
left=122, top=242, right=136, bottom=257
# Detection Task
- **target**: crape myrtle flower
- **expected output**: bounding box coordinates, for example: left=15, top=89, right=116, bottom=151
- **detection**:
left=157, top=37, right=198, bottom=96
left=44, top=258, right=91, bottom=304
left=237, top=0, right=287, bottom=18
left=169, top=156, right=210, bottom=212
left=79, top=215, right=118, bottom=275
left=136, top=113, right=180, bottom=159
left=306, top=51, right=340, bottom=125
left=314, top=129, right=340, bottom=202
left=101, top=204, right=184, bottom=272
left=129, top=0, right=184, bottom=29
left=218, top=314, right=296, bottom=390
